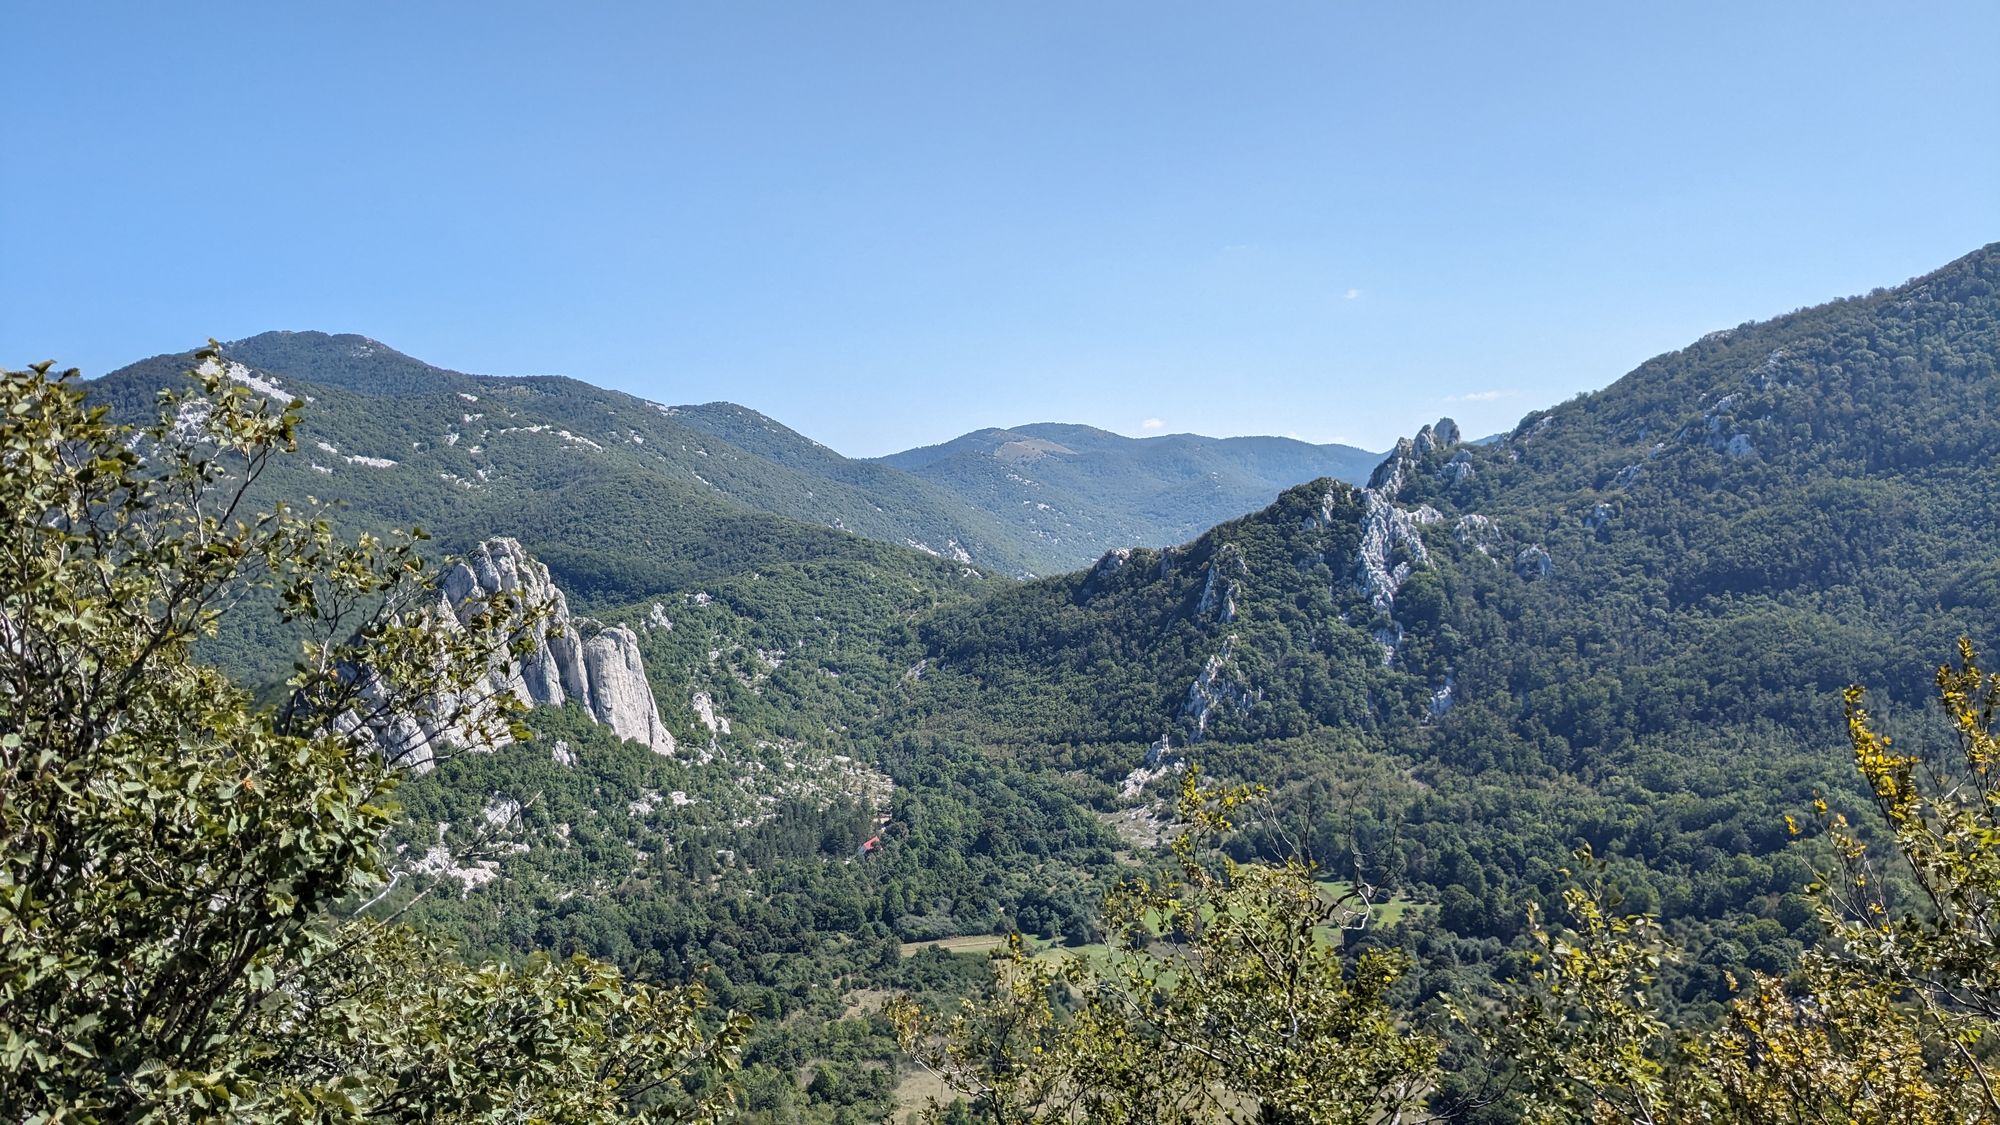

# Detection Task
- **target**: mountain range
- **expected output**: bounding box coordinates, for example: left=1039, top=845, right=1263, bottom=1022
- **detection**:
left=93, top=332, right=1379, bottom=593
left=874, top=421, right=1380, bottom=564
left=75, top=241, right=2000, bottom=1123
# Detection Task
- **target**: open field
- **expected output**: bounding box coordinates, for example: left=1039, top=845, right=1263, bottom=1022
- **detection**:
left=1318, top=879, right=1431, bottom=927
left=897, top=934, right=1011, bottom=958
left=891, top=1066, right=957, bottom=1120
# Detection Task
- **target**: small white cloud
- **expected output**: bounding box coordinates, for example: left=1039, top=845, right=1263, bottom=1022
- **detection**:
left=1284, top=431, right=1302, bottom=440
left=1445, top=389, right=1517, bottom=403
left=1140, top=418, right=1164, bottom=431
left=1343, top=288, right=1362, bottom=300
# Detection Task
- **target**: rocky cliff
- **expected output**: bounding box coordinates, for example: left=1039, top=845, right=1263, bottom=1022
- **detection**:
left=439, top=538, right=675, bottom=755
left=1354, top=419, right=1459, bottom=662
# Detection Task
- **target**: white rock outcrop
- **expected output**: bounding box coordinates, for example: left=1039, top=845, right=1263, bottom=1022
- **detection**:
left=1197, top=544, right=1246, bottom=622
left=579, top=625, right=673, bottom=750
left=1429, top=672, right=1457, bottom=718
left=1352, top=419, right=1461, bottom=664
left=1120, top=734, right=1183, bottom=798
left=1183, top=639, right=1258, bottom=739
left=1453, top=514, right=1499, bottom=559
left=1081, top=548, right=1132, bottom=600
left=1355, top=493, right=1431, bottom=615
left=690, top=691, right=730, bottom=739
left=1441, top=451, right=1477, bottom=484
left=436, top=538, right=674, bottom=755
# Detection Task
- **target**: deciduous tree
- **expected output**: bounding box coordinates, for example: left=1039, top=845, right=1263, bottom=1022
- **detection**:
left=0, top=352, right=745, bottom=1121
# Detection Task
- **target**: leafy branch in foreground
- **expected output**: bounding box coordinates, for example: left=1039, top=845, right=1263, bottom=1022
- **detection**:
left=892, top=765, right=1440, bottom=1124
left=1481, top=641, right=2000, bottom=1124
left=0, top=352, right=744, bottom=1121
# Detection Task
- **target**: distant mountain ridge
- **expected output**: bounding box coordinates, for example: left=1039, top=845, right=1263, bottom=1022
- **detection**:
left=89, top=331, right=1379, bottom=591
left=91, top=334, right=1007, bottom=609
left=221, top=330, right=473, bottom=395
left=874, top=421, right=1381, bottom=569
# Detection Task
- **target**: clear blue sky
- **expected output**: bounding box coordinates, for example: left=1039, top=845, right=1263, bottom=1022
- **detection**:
left=6, top=2, right=1994, bottom=456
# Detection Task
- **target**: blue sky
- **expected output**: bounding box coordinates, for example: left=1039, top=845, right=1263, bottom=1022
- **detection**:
left=6, top=2, right=1994, bottom=456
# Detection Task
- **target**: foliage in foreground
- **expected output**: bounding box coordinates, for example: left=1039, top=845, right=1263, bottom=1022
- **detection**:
left=1485, top=640, right=2000, bottom=1124
left=0, top=355, right=744, bottom=1121
left=896, top=643, right=2000, bottom=1123
left=891, top=767, right=1440, bottom=1124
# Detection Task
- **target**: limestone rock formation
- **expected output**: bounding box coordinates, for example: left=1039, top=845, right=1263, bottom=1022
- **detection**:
left=1442, top=450, right=1476, bottom=484
left=1453, top=514, right=1500, bottom=559
left=435, top=538, right=675, bottom=755
left=1081, top=547, right=1132, bottom=599
left=1353, top=418, right=1460, bottom=664
left=578, top=625, right=674, bottom=751
left=1196, top=543, right=1245, bottom=622
left=1355, top=494, right=1432, bottom=615
left=1183, top=639, right=1258, bottom=739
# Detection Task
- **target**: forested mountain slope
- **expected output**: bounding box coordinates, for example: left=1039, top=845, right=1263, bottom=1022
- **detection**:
left=879, top=422, right=1381, bottom=571
left=93, top=332, right=1039, bottom=587
left=929, top=241, right=2000, bottom=767
left=885, top=242, right=2000, bottom=1003
left=67, top=245, right=2000, bottom=1122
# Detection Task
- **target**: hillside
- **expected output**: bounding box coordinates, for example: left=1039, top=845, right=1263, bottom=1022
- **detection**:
left=908, top=243, right=2000, bottom=769
left=382, top=243, right=2000, bottom=1083
left=69, top=245, right=2000, bottom=1121
left=97, top=333, right=1383, bottom=585
left=94, top=332, right=1041, bottom=590
left=877, top=422, right=1381, bottom=571
left=879, top=242, right=2000, bottom=1006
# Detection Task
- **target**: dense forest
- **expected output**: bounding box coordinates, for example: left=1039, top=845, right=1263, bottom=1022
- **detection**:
left=16, top=241, right=2000, bottom=1120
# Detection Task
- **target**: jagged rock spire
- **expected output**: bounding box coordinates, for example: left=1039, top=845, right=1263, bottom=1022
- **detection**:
left=439, top=538, right=675, bottom=755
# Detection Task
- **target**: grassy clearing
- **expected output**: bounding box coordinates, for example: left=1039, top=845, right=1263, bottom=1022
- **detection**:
left=891, top=1066, right=957, bottom=1120
left=1029, top=939, right=1113, bottom=966
left=894, top=878, right=1430, bottom=969
left=897, top=934, right=1010, bottom=958
left=1317, top=879, right=1431, bottom=927
left=838, top=986, right=895, bottom=1019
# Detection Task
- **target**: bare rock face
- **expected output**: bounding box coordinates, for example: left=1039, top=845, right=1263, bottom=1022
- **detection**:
left=579, top=625, right=673, bottom=750
left=438, top=538, right=674, bottom=756
left=1196, top=543, right=1245, bottom=622
left=1367, top=437, right=1416, bottom=494
left=441, top=539, right=584, bottom=710
left=1080, top=548, right=1133, bottom=600
left=1353, top=419, right=1461, bottom=666
left=1442, top=450, right=1476, bottom=484
left=1355, top=490, right=1432, bottom=615
left=1182, top=639, right=1258, bottom=739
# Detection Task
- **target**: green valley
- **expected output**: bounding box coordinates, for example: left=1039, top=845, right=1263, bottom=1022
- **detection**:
left=28, top=241, right=2000, bottom=1122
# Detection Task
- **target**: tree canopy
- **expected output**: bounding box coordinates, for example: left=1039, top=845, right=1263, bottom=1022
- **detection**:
left=0, top=353, right=745, bottom=1121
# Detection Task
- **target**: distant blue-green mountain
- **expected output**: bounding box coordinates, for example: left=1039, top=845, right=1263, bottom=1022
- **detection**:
left=92, top=332, right=1375, bottom=594
left=873, top=422, right=1379, bottom=571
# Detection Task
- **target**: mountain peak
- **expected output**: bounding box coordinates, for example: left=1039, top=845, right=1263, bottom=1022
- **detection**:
left=218, top=330, right=467, bottom=395
left=227, top=329, right=405, bottom=357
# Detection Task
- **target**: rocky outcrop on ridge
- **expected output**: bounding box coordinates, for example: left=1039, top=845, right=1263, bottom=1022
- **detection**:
left=1354, top=419, right=1461, bottom=662
left=363, top=539, right=675, bottom=769
left=1183, top=638, right=1258, bottom=738
left=1197, top=543, right=1245, bottom=622
left=440, top=538, right=674, bottom=755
